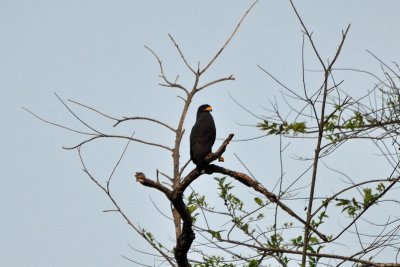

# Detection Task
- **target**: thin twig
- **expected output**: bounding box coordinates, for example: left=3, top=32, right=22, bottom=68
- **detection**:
left=63, top=134, right=173, bottom=151
left=200, top=0, right=259, bottom=75
left=107, top=131, right=135, bottom=192
left=23, top=107, right=95, bottom=136
left=54, top=92, right=103, bottom=135
left=145, top=45, right=189, bottom=95
left=68, top=99, right=119, bottom=121
left=197, top=75, right=235, bottom=91
left=168, top=34, right=196, bottom=74
left=113, top=116, right=176, bottom=132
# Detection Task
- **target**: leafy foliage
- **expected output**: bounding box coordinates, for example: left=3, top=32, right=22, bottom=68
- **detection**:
left=257, top=120, right=306, bottom=135
left=335, top=183, right=385, bottom=217
left=194, top=256, right=235, bottom=267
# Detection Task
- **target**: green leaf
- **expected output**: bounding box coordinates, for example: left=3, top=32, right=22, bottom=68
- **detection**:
left=246, top=259, right=260, bottom=267
left=291, top=235, right=303, bottom=246
left=187, top=205, right=197, bottom=214
left=254, top=197, right=264, bottom=206
left=208, top=230, right=222, bottom=240
left=363, top=187, right=373, bottom=207
left=376, top=182, right=385, bottom=193
left=241, top=223, right=249, bottom=234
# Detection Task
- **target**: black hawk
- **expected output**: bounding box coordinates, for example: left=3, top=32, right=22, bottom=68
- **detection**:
left=190, top=104, right=216, bottom=170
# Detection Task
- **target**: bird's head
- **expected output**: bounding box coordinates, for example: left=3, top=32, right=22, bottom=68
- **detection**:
left=196, top=104, right=213, bottom=119
left=198, top=104, right=212, bottom=112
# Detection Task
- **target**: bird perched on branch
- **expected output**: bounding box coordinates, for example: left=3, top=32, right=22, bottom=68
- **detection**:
left=190, top=104, right=216, bottom=171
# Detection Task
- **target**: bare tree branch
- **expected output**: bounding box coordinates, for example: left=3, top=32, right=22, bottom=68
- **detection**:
left=145, top=45, right=189, bottom=95
left=221, top=239, right=399, bottom=267
left=208, top=164, right=328, bottom=242
left=78, top=148, right=177, bottom=266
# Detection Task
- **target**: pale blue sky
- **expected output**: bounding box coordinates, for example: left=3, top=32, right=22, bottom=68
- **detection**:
left=2, top=1, right=400, bottom=266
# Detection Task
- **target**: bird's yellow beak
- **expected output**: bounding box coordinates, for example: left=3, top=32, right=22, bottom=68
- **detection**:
left=205, top=106, right=213, bottom=112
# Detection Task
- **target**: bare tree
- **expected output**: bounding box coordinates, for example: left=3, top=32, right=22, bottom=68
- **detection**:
left=27, top=1, right=400, bottom=266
